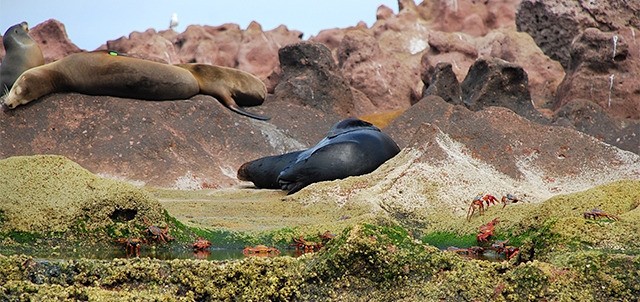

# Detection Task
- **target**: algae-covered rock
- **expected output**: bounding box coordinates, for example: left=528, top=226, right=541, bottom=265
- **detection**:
left=2, top=220, right=640, bottom=301
left=0, top=155, right=166, bottom=241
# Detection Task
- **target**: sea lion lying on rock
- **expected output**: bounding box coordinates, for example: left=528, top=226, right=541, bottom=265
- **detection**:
left=1, top=51, right=269, bottom=120
left=238, top=118, right=400, bottom=194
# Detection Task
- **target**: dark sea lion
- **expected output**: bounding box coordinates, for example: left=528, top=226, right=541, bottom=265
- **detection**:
left=237, top=118, right=400, bottom=194
left=2, top=51, right=269, bottom=120
left=175, top=63, right=269, bottom=120
left=237, top=150, right=304, bottom=189
left=0, top=22, right=44, bottom=94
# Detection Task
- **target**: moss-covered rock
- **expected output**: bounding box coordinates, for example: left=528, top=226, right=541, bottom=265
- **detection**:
left=0, top=155, right=168, bottom=243
left=2, top=220, right=640, bottom=301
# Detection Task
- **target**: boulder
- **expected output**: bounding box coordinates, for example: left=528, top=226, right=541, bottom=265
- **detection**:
left=273, top=42, right=375, bottom=117
left=29, top=19, right=83, bottom=62
left=460, top=57, right=543, bottom=121
left=0, top=93, right=323, bottom=188
left=553, top=28, right=640, bottom=121
left=174, top=24, right=243, bottom=66
left=516, top=0, right=640, bottom=69
left=105, top=29, right=179, bottom=63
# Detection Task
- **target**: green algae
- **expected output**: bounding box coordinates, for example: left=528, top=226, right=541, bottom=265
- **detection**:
left=0, top=155, right=178, bottom=244
left=1, top=155, right=640, bottom=300
left=2, top=220, right=640, bottom=301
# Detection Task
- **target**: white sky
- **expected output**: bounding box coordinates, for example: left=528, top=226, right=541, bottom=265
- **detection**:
left=0, top=0, right=403, bottom=50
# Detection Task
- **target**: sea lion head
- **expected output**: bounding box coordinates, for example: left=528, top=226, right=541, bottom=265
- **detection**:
left=326, top=118, right=379, bottom=138
left=2, top=67, right=54, bottom=109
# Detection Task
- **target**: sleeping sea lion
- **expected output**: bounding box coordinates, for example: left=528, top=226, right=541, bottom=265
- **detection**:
left=2, top=51, right=269, bottom=120
left=237, top=118, right=400, bottom=194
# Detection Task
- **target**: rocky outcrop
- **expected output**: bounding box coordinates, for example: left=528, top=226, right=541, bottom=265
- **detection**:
left=516, top=0, right=640, bottom=123
left=29, top=19, right=83, bottom=63
left=516, top=0, right=640, bottom=69
left=273, top=42, right=375, bottom=117
left=553, top=28, right=640, bottom=121
left=104, top=29, right=179, bottom=63
left=1, top=0, right=639, bottom=190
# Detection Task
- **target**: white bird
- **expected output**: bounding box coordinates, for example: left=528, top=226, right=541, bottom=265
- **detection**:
left=169, top=13, right=179, bottom=30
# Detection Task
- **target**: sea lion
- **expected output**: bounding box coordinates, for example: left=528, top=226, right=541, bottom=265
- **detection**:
left=2, top=51, right=270, bottom=120
left=0, top=22, right=44, bottom=94
left=237, top=150, right=303, bottom=189
left=175, top=63, right=269, bottom=120
left=237, top=118, right=400, bottom=194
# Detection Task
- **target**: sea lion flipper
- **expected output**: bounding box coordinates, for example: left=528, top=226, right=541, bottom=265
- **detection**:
left=228, top=104, right=271, bottom=120
left=278, top=142, right=360, bottom=194
left=218, top=93, right=270, bottom=120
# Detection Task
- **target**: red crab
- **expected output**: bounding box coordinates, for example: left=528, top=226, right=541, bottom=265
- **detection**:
left=583, top=208, right=619, bottom=221
left=467, top=193, right=499, bottom=220
left=116, top=237, right=145, bottom=257
left=242, top=245, right=280, bottom=256
left=143, top=217, right=174, bottom=243
left=192, top=237, right=212, bottom=251
left=477, top=217, right=499, bottom=243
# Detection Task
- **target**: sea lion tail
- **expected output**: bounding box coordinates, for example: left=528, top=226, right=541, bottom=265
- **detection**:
left=228, top=104, right=271, bottom=121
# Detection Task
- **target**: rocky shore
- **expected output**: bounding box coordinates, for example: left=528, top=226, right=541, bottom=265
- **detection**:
left=1, top=0, right=639, bottom=300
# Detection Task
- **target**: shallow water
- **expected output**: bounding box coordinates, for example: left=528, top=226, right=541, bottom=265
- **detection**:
left=0, top=245, right=299, bottom=261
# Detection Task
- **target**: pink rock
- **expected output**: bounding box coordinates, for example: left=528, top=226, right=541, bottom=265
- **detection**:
left=337, top=29, right=421, bottom=111
left=554, top=28, right=640, bottom=121
left=105, top=29, right=179, bottom=63
left=29, top=19, right=83, bottom=63
left=237, top=22, right=302, bottom=83
left=416, top=0, right=520, bottom=36
left=175, top=24, right=242, bottom=66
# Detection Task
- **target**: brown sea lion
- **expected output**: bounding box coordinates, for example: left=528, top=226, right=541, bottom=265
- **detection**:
left=0, top=22, right=45, bottom=94
left=175, top=63, right=269, bottom=120
left=2, top=51, right=270, bottom=120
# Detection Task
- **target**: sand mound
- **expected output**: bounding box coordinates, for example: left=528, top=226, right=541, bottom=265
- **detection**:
left=0, top=155, right=166, bottom=239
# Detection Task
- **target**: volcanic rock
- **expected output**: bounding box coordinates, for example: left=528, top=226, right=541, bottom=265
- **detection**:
left=553, top=27, right=640, bottom=121
left=460, top=57, right=543, bottom=122
left=516, top=0, right=640, bottom=69
left=0, top=93, right=335, bottom=188
left=104, top=29, right=179, bottom=63
left=553, top=99, right=640, bottom=155
left=174, top=24, right=243, bottom=66
left=29, top=19, right=83, bottom=62
left=422, top=62, right=462, bottom=105
left=273, top=41, right=375, bottom=117
left=337, top=29, right=422, bottom=111
left=416, top=0, right=521, bottom=36
left=286, top=95, right=640, bottom=213
left=238, top=23, right=303, bottom=84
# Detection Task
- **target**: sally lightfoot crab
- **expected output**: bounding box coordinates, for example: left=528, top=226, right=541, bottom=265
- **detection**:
left=583, top=208, right=619, bottom=221
left=243, top=245, right=280, bottom=256
left=116, top=237, right=145, bottom=257
left=467, top=193, right=499, bottom=220
left=143, top=217, right=174, bottom=243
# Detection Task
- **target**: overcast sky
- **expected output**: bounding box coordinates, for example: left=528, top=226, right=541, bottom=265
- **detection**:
left=1, top=0, right=403, bottom=50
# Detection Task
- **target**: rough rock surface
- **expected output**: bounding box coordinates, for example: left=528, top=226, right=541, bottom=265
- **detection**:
left=29, top=19, right=83, bottom=63
left=459, top=57, right=542, bottom=121
left=516, top=0, right=640, bottom=69
left=273, top=42, right=375, bottom=117
left=553, top=27, right=640, bottom=120
left=288, top=96, right=639, bottom=214
left=104, top=28, right=180, bottom=63
left=1, top=0, right=639, bottom=189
